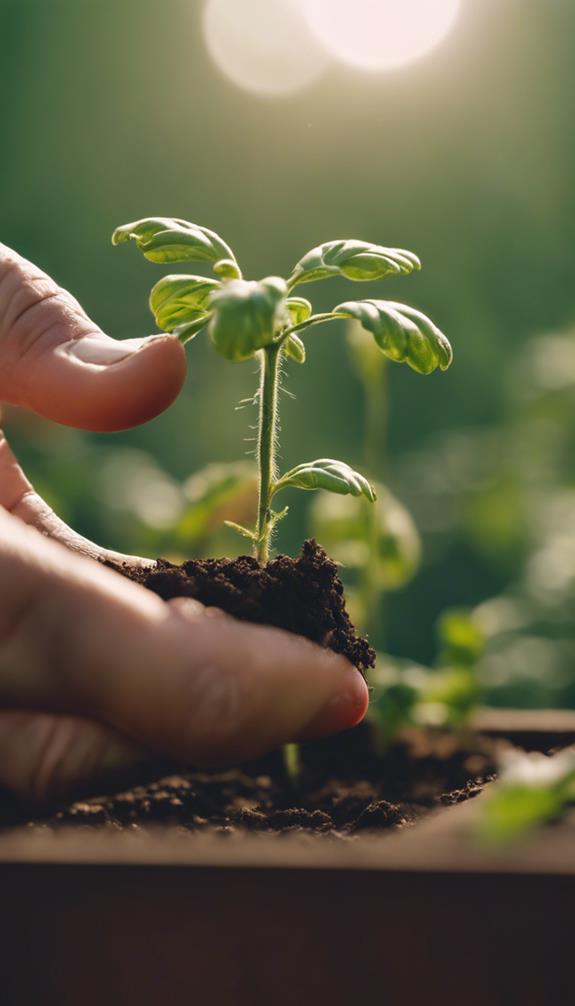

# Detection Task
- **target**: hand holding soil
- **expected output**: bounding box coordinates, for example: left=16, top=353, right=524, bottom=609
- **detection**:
left=0, top=244, right=368, bottom=803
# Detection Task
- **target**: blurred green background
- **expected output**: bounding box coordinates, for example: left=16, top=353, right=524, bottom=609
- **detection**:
left=2, top=0, right=575, bottom=705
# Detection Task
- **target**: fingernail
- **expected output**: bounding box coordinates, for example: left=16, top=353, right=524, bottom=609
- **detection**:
left=297, top=669, right=369, bottom=741
left=69, top=334, right=168, bottom=365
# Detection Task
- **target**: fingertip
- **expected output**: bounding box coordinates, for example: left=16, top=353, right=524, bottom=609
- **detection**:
left=296, top=666, right=369, bottom=741
left=26, top=333, right=187, bottom=432
left=92, top=333, right=187, bottom=431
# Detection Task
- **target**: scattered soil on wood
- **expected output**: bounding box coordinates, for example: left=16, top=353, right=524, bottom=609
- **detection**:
left=1, top=724, right=495, bottom=839
left=107, top=539, right=375, bottom=676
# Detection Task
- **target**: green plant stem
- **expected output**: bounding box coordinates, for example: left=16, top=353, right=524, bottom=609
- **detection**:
left=283, top=312, right=344, bottom=337
left=360, top=500, right=381, bottom=641
left=283, top=741, right=301, bottom=784
left=360, top=361, right=388, bottom=644
left=255, top=343, right=281, bottom=563
left=365, top=359, right=388, bottom=477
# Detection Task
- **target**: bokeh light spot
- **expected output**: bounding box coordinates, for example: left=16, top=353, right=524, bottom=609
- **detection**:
left=301, top=0, right=462, bottom=72
left=203, top=0, right=328, bottom=97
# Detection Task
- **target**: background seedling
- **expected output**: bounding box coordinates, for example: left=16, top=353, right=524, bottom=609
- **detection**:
left=113, top=218, right=452, bottom=563
left=312, top=483, right=420, bottom=642
left=368, top=607, right=485, bottom=750
left=476, top=746, right=575, bottom=845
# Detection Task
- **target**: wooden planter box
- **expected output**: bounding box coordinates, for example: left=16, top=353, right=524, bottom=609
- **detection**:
left=1, top=710, right=574, bottom=1006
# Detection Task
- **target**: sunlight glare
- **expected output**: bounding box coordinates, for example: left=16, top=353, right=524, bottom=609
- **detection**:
left=203, top=0, right=328, bottom=97
left=300, top=0, right=462, bottom=72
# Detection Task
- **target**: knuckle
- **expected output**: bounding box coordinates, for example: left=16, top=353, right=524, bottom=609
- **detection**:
left=0, top=262, right=66, bottom=376
left=29, top=716, right=75, bottom=803
left=179, top=658, right=248, bottom=760
left=30, top=716, right=107, bottom=805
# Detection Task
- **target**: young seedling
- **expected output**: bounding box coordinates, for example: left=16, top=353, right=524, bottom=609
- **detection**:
left=476, top=746, right=575, bottom=845
left=368, top=608, right=485, bottom=750
left=112, top=218, right=453, bottom=563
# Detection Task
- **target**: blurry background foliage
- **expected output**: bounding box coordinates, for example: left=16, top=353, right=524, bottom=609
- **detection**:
left=2, top=0, right=575, bottom=707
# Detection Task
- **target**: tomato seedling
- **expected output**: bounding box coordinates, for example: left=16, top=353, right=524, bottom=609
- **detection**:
left=113, top=218, right=453, bottom=563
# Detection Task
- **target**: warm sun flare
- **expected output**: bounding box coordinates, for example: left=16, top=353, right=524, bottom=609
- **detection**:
left=301, top=0, right=462, bottom=72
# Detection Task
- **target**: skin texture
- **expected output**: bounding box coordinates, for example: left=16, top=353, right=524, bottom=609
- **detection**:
left=0, top=244, right=368, bottom=804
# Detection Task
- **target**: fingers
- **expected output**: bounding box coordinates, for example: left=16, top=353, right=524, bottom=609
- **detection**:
left=0, top=243, right=187, bottom=431
left=0, top=428, right=152, bottom=567
left=0, top=509, right=368, bottom=774
left=0, top=710, right=151, bottom=804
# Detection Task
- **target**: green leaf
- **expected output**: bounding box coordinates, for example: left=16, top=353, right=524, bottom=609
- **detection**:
left=286, top=297, right=312, bottom=325
left=149, top=275, right=220, bottom=332
left=310, top=483, right=420, bottom=590
left=335, top=300, right=453, bottom=375
left=437, top=609, right=485, bottom=668
left=172, top=317, right=210, bottom=344
left=475, top=749, right=575, bottom=845
left=112, top=217, right=240, bottom=275
left=269, top=505, right=289, bottom=529
left=422, top=668, right=482, bottom=727
left=477, top=786, right=566, bottom=845
left=367, top=657, right=430, bottom=749
left=283, top=332, right=306, bottom=364
left=209, top=276, right=288, bottom=362
left=213, top=258, right=242, bottom=280
left=177, top=462, right=257, bottom=548
left=288, top=240, right=420, bottom=289
left=274, top=459, right=376, bottom=501
left=224, top=520, right=257, bottom=542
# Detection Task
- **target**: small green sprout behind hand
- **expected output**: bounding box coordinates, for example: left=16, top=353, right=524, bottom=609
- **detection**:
left=113, top=218, right=453, bottom=563
left=476, top=747, right=575, bottom=846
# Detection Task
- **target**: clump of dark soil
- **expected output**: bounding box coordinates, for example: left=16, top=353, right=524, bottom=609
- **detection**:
left=108, top=539, right=375, bottom=676
left=0, top=542, right=495, bottom=839
left=4, top=724, right=495, bottom=838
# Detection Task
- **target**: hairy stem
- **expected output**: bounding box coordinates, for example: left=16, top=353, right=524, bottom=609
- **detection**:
left=282, top=312, right=344, bottom=339
left=359, top=500, right=382, bottom=642
left=360, top=361, right=388, bottom=644
left=255, top=343, right=281, bottom=563
left=283, top=741, right=301, bottom=783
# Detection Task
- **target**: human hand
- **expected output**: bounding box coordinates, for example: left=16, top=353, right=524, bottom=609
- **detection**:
left=0, top=244, right=368, bottom=803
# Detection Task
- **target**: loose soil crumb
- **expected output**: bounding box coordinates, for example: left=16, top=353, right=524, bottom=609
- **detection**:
left=2, top=725, right=496, bottom=839
left=108, top=539, right=375, bottom=676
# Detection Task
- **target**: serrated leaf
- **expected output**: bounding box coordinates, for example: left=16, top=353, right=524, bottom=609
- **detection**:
left=283, top=332, right=306, bottom=364
left=209, top=276, right=288, bottom=362
left=112, top=217, right=240, bottom=275
left=288, top=240, right=420, bottom=289
left=335, top=299, right=452, bottom=375
left=286, top=297, right=312, bottom=325
left=149, top=275, right=220, bottom=332
left=274, top=459, right=375, bottom=501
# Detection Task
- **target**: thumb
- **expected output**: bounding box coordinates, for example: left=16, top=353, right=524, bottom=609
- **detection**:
left=0, top=243, right=186, bottom=431
left=0, top=510, right=368, bottom=768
